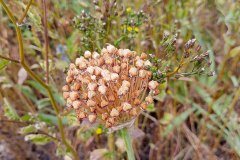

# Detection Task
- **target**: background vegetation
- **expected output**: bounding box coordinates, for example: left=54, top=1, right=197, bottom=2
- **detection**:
left=0, top=0, right=239, bottom=159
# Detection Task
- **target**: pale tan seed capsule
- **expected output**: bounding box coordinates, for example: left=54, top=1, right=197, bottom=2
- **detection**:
left=72, top=82, right=81, bottom=91
left=92, top=52, right=100, bottom=59
left=113, top=65, right=121, bottom=73
left=121, top=63, right=127, bottom=69
left=88, top=82, right=97, bottom=91
left=98, top=85, right=107, bottom=95
left=107, top=44, right=117, bottom=53
left=75, top=57, right=83, bottom=66
left=97, top=57, right=105, bottom=66
left=101, top=69, right=111, bottom=81
left=84, top=50, right=92, bottom=58
left=129, top=67, right=138, bottom=76
left=72, top=100, right=81, bottom=109
left=111, top=73, right=119, bottom=81
left=88, top=114, right=97, bottom=123
left=110, top=108, right=119, bottom=117
left=69, top=92, right=79, bottom=101
left=94, top=67, right=102, bottom=76
left=102, top=113, right=108, bottom=120
left=101, top=100, right=109, bottom=107
left=82, top=78, right=91, bottom=84
left=118, top=49, right=124, bottom=57
left=122, top=80, right=130, bottom=88
left=88, top=91, right=96, bottom=99
left=148, top=81, right=159, bottom=90
left=67, top=98, right=73, bottom=106
left=101, top=48, right=108, bottom=55
left=144, top=60, right=152, bottom=67
left=87, top=99, right=96, bottom=107
left=66, top=76, right=73, bottom=83
left=122, top=49, right=132, bottom=58
left=63, top=92, right=70, bottom=100
left=117, top=86, right=129, bottom=96
left=91, top=75, right=96, bottom=80
left=132, top=90, right=141, bottom=98
left=136, top=59, right=144, bottom=68
left=86, top=66, right=95, bottom=75
left=145, top=96, right=153, bottom=104
left=139, top=69, right=147, bottom=78
left=122, top=102, right=132, bottom=111
left=79, top=62, right=87, bottom=70
left=62, top=85, right=70, bottom=92
left=105, top=57, right=113, bottom=65
left=69, top=63, right=76, bottom=70
left=105, top=121, right=112, bottom=128
left=82, top=93, right=88, bottom=100
left=140, top=53, right=148, bottom=60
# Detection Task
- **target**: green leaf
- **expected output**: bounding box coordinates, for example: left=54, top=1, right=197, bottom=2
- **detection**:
left=64, top=110, right=79, bottom=126
left=18, top=85, right=37, bottom=102
left=19, top=125, right=37, bottom=135
left=0, top=59, right=9, bottom=70
left=38, top=113, right=67, bottom=125
left=3, top=98, right=20, bottom=120
left=36, top=98, right=51, bottom=110
left=27, top=80, right=47, bottom=95
left=24, top=134, right=51, bottom=145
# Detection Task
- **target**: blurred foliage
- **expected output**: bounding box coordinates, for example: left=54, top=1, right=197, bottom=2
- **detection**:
left=0, top=0, right=239, bottom=159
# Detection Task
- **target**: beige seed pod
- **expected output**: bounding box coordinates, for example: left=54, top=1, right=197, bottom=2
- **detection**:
left=88, top=91, right=96, bottom=99
left=145, top=96, right=153, bottom=104
left=139, top=69, right=147, bottom=78
left=136, top=59, right=144, bottom=68
left=101, top=100, right=109, bottom=107
left=66, top=76, right=73, bottom=83
left=101, top=48, right=108, bottom=55
left=105, top=121, right=112, bottom=128
left=144, top=60, right=152, bottom=67
left=140, top=102, right=147, bottom=110
left=117, top=86, right=129, bottom=96
left=76, top=110, right=86, bottom=119
left=110, top=73, right=119, bottom=81
left=97, top=57, right=105, bottom=66
left=108, top=95, right=115, bottom=102
left=129, top=67, right=138, bottom=76
left=92, top=51, right=100, bottom=59
left=140, top=53, right=148, bottom=60
left=86, top=66, right=95, bottom=75
left=91, top=75, right=96, bottom=80
left=98, top=85, right=107, bottom=95
left=82, top=93, right=88, bottom=100
left=79, top=62, right=87, bottom=70
left=108, top=117, right=115, bottom=124
left=130, top=108, right=138, bottom=116
left=84, top=50, right=92, bottom=58
left=105, top=56, right=113, bottom=65
left=69, top=92, right=79, bottom=101
left=87, top=99, right=96, bottom=107
left=110, top=108, right=119, bottom=117
left=94, top=66, right=102, bottom=76
left=72, top=100, right=81, bottom=109
left=88, top=82, right=97, bottom=91
left=122, top=102, right=132, bottom=111
left=69, top=63, right=76, bottom=70
left=75, top=57, right=83, bottom=66
left=88, top=114, right=97, bottom=123
left=62, top=85, right=70, bottom=92
left=134, top=98, right=141, bottom=105
left=72, top=82, right=81, bottom=91
left=122, top=80, right=130, bottom=88
left=63, top=92, right=70, bottom=100
left=113, top=65, right=121, bottom=73
left=148, top=80, right=159, bottom=90
left=107, top=44, right=117, bottom=53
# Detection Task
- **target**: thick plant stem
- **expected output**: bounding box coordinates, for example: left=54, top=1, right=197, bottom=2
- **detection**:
left=120, top=128, right=135, bottom=160
left=0, top=1, right=78, bottom=159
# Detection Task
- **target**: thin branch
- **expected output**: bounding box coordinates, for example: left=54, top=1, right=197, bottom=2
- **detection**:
left=18, top=0, right=33, bottom=24
left=0, top=54, right=19, bottom=63
left=42, top=0, right=49, bottom=84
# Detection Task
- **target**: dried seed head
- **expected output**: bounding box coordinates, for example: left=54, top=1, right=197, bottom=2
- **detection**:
left=148, top=81, right=159, bottom=90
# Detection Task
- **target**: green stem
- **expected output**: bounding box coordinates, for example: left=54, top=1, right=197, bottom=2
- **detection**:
left=120, top=128, right=135, bottom=160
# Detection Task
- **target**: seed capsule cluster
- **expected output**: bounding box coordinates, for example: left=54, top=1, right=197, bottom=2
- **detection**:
left=63, top=44, right=159, bottom=128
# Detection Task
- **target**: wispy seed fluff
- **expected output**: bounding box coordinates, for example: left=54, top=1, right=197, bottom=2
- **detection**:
left=63, top=44, right=159, bottom=128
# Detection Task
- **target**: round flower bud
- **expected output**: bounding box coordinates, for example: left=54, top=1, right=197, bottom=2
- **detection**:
left=129, top=67, right=138, bottom=76
left=63, top=92, right=70, bottom=100
left=84, top=50, right=92, bottom=58
left=72, top=100, right=81, bottom=109
left=98, top=85, right=107, bottom=95
left=101, top=69, right=111, bottom=81
left=88, top=114, right=97, bottom=123
left=72, top=82, right=81, bottom=91
left=91, top=75, right=96, bottom=80
left=66, top=76, right=73, bottom=83
left=79, top=62, right=87, bottom=70
left=105, top=56, right=113, bottom=65
left=122, top=102, right=132, bottom=111
left=123, top=49, right=132, bottom=58
left=101, top=48, right=108, bottom=55
left=117, top=86, right=128, bottom=96
left=107, top=44, right=117, bottom=53
left=148, top=81, right=159, bottom=90
left=110, top=108, right=120, bottom=117
left=94, top=67, right=102, bottom=76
